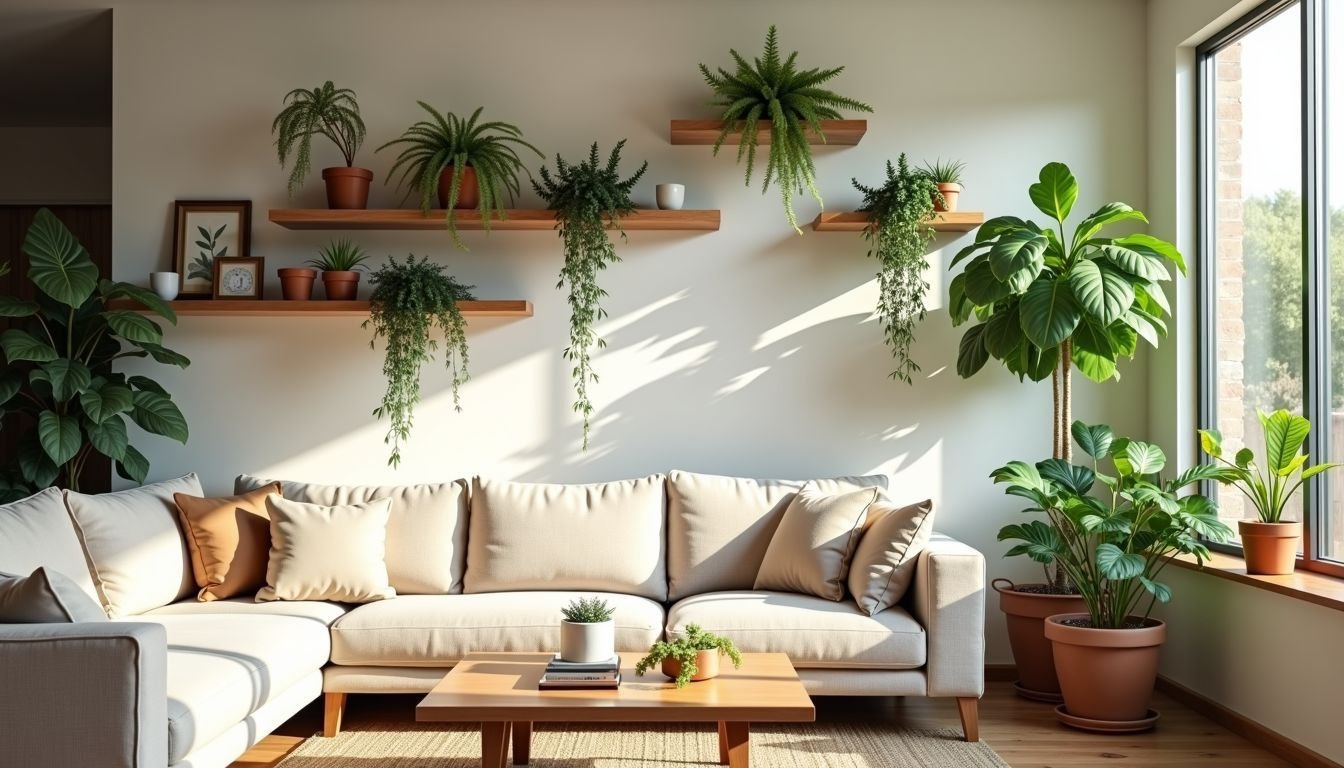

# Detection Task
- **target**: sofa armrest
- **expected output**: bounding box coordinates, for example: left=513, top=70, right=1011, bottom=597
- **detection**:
left=0, top=622, right=167, bottom=768
left=909, top=533, right=986, bottom=697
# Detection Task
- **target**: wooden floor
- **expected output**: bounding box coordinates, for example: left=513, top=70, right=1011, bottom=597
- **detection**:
left=232, top=681, right=1297, bottom=768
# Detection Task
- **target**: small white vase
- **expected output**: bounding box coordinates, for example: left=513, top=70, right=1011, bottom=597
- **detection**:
left=150, top=272, right=180, bottom=301
left=559, top=619, right=615, bottom=663
left=656, top=183, right=685, bottom=211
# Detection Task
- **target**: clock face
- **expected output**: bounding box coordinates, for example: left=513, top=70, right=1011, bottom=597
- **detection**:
left=222, top=266, right=254, bottom=295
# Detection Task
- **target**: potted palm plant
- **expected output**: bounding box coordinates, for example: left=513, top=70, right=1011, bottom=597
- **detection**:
left=1200, top=410, right=1339, bottom=575
left=272, top=81, right=371, bottom=209
left=920, top=158, right=966, bottom=212
left=995, top=422, right=1232, bottom=731
left=559, top=597, right=617, bottom=664
left=378, top=104, right=542, bottom=250
left=307, top=238, right=371, bottom=300
left=634, top=624, right=742, bottom=687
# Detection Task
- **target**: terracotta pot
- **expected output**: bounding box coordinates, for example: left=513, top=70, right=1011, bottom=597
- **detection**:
left=322, top=167, right=374, bottom=210
left=1239, top=520, right=1301, bottom=575
left=320, top=270, right=361, bottom=301
left=661, top=650, right=720, bottom=683
left=437, top=165, right=479, bottom=210
left=994, top=579, right=1087, bottom=702
left=277, top=267, right=318, bottom=301
left=933, top=182, right=962, bottom=212
left=1045, top=613, right=1166, bottom=726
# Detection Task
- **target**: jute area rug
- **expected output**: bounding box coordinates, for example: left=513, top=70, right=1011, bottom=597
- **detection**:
left=276, top=721, right=1010, bottom=767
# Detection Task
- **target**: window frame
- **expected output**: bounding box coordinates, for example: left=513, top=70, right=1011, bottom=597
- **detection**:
left=1196, top=0, right=1344, bottom=578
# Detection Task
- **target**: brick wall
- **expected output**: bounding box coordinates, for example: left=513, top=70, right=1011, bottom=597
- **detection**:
left=1215, top=42, right=1247, bottom=521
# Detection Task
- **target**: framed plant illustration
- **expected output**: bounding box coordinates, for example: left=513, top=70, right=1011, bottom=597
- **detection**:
left=172, top=200, right=252, bottom=297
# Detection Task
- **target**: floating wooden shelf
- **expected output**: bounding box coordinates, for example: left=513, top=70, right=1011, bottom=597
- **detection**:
left=108, top=299, right=532, bottom=318
left=811, top=211, right=985, bottom=232
left=268, top=209, right=720, bottom=232
left=670, top=119, right=867, bottom=146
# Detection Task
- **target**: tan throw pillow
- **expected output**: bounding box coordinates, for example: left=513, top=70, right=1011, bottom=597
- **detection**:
left=753, top=485, right=881, bottom=601
left=848, top=499, right=936, bottom=615
left=0, top=567, right=108, bottom=623
left=174, top=483, right=281, bottom=602
left=257, top=495, right=395, bottom=603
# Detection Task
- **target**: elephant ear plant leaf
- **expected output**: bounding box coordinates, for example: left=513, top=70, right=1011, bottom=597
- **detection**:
left=533, top=140, right=647, bottom=450
left=272, top=81, right=366, bottom=197
left=0, top=208, right=189, bottom=498
left=1200, top=409, right=1341, bottom=523
left=700, top=24, right=872, bottom=233
left=363, top=255, right=475, bottom=468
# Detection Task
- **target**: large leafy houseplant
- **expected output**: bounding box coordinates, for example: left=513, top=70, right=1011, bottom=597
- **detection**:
left=852, top=154, right=939, bottom=383
left=533, top=141, right=647, bottom=449
left=0, top=209, right=189, bottom=498
left=363, top=255, right=475, bottom=468
left=700, top=25, right=872, bottom=233
left=272, top=81, right=368, bottom=198
left=378, top=104, right=541, bottom=249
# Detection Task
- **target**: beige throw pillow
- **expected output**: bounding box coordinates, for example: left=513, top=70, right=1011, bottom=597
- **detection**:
left=257, top=495, right=395, bottom=603
left=0, top=567, right=108, bottom=623
left=753, top=485, right=881, bottom=601
left=848, top=499, right=936, bottom=615
left=174, top=483, right=281, bottom=601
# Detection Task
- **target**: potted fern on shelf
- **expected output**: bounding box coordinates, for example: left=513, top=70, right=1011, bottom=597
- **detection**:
left=920, top=158, right=966, bottom=213
left=307, top=238, right=371, bottom=300
left=635, top=625, right=742, bottom=687
left=699, top=24, right=872, bottom=233
left=272, top=81, right=371, bottom=209
left=559, top=597, right=617, bottom=663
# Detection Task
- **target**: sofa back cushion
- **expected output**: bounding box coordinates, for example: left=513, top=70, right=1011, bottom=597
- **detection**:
left=65, top=474, right=202, bottom=617
left=465, top=475, right=667, bottom=601
left=665, top=471, right=890, bottom=602
left=0, top=487, right=100, bottom=605
left=236, top=475, right=468, bottom=594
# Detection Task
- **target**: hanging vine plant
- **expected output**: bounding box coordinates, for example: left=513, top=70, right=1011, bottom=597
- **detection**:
left=851, top=155, right=940, bottom=383
left=533, top=141, right=647, bottom=449
left=363, top=255, right=475, bottom=467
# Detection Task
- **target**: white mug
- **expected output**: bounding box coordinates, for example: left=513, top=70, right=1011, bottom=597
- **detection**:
left=150, top=272, right=180, bottom=301
left=656, top=183, right=685, bottom=211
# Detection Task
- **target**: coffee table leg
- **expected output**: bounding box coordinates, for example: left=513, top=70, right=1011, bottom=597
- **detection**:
left=717, top=722, right=729, bottom=764
left=719, top=721, right=749, bottom=768
left=512, top=721, right=532, bottom=765
left=481, top=722, right=509, bottom=768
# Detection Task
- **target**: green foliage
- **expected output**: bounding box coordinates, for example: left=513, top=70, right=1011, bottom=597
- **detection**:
left=699, top=25, right=872, bottom=233
left=189, top=223, right=227, bottom=284
left=0, top=209, right=189, bottom=498
left=560, top=596, right=616, bottom=623
left=919, top=158, right=966, bottom=186
left=533, top=141, right=647, bottom=449
left=994, top=421, right=1233, bottom=628
left=378, top=104, right=542, bottom=250
left=1200, top=410, right=1341, bottom=523
left=272, top=81, right=366, bottom=197
left=307, top=238, right=371, bottom=272
left=362, top=255, right=475, bottom=468
left=634, top=624, right=743, bottom=688
left=852, top=155, right=939, bottom=383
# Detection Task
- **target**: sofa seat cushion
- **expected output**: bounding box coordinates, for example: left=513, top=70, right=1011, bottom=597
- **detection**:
left=666, top=591, right=925, bottom=670
left=330, top=592, right=664, bottom=667
left=141, top=596, right=347, bottom=625
left=131, top=612, right=331, bottom=763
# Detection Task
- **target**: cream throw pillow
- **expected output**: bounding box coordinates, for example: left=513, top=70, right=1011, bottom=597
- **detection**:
left=257, top=495, right=395, bottom=603
left=848, top=498, right=936, bottom=615
left=753, top=485, right=881, bottom=601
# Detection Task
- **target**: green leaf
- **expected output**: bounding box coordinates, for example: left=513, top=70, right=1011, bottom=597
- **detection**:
left=1260, top=409, right=1310, bottom=474
left=0, top=372, right=21, bottom=408
left=18, top=443, right=59, bottom=487
left=134, top=343, right=190, bottom=369
left=962, top=259, right=1013, bottom=305
left=1097, top=244, right=1170, bottom=282
left=997, top=520, right=1063, bottom=564
left=130, top=390, right=188, bottom=443
left=41, top=359, right=92, bottom=401
left=1116, top=440, right=1166, bottom=476
left=1073, top=344, right=1118, bottom=382
left=37, top=410, right=81, bottom=465
left=1037, top=458, right=1095, bottom=495
left=1112, top=233, right=1185, bottom=275
left=982, top=304, right=1024, bottom=358
left=1300, top=462, right=1343, bottom=481
left=22, top=209, right=99, bottom=308
left=0, top=296, right=39, bottom=317
left=1072, top=421, right=1114, bottom=459
left=1028, top=162, right=1078, bottom=221
left=86, top=415, right=128, bottom=461
left=1199, top=428, right=1224, bottom=458
left=1072, top=202, right=1148, bottom=248
left=1020, top=277, right=1081, bottom=348
left=100, top=281, right=177, bottom=324
left=975, top=215, right=1031, bottom=244
left=1175, top=462, right=1240, bottom=487
left=988, top=229, right=1047, bottom=290
left=948, top=273, right=973, bottom=325
left=956, top=324, right=990, bottom=378
left=991, top=460, right=1049, bottom=492
left=116, top=444, right=149, bottom=484
left=1068, top=258, right=1135, bottom=325
left=1096, top=543, right=1145, bottom=580
left=128, top=375, right=169, bottom=396
left=103, top=310, right=163, bottom=345
left=1, top=329, right=58, bottom=363
left=79, top=383, right=134, bottom=423
left=1139, top=576, right=1172, bottom=603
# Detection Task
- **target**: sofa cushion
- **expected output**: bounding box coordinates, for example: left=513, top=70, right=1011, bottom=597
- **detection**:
left=236, top=475, right=469, bottom=595
left=0, top=567, right=107, bottom=623
left=754, top=486, right=880, bottom=601
left=257, top=496, right=395, bottom=603
left=665, top=472, right=889, bottom=601
left=141, top=596, right=347, bottom=626
left=0, top=487, right=99, bottom=604
left=174, top=483, right=280, bottom=602
left=330, top=592, right=664, bottom=667
left=666, top=590, right=925, bottom=670
left=65, top=474, right=202, bottom=618
left=849, top=498, right=936, bottom=615
left=465, top=476, right=667, bottom=601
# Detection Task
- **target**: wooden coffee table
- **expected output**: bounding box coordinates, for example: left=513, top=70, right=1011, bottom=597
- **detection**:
left=417, top=651, right=815, bottom=767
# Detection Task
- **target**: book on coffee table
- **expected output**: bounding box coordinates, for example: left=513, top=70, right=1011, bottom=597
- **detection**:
left=545, top=654, right=620, bottom=672
left=538, top=671, right=622, bottom=689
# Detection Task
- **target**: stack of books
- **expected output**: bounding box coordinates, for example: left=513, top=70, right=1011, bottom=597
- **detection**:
left=538, top=654, right=621, bottom=689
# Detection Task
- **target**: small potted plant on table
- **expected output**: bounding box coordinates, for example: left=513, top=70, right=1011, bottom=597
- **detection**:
left=559, top=597, right=616, bottom=663
left=272, top=81, right=372, bottom=209
left=634, top=624, right=742, bottom=687
left=308, top=238, right=370, bottom=300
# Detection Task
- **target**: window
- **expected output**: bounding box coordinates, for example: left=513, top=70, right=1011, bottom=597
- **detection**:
left=1198, top=0, right=1343, bottom=576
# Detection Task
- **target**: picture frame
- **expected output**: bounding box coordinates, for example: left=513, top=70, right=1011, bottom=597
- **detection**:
left=212, top=257, right=265, bottom=300
left=173, top=200, right=252, bottom=297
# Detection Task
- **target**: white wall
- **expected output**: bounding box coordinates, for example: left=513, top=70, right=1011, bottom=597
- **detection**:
left=0, top=126, right=110, bottom=203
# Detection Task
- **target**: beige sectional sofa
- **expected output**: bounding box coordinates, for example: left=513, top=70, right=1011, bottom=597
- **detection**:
left=0, top=471, right=985, bottom=768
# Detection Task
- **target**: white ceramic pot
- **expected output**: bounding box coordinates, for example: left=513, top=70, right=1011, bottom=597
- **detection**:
left=150, top=272, right=180, bottom=301
left=656, top=183, right=685, bottom=211
left=559, top=619, right=615, bottom=663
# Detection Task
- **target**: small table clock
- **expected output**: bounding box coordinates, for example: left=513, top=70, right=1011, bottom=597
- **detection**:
left=212, top=257, right=264, bottom=300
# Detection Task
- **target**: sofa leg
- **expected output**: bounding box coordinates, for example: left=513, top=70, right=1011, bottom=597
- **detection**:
left=956, top=697, right=980, bottom=742
left=323, top=692, right=347, bottom=737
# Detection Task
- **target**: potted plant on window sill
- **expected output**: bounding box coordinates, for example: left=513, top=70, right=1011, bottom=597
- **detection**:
left=272, top=81, right=372, bottom=209
left=1200, top=410, right=1339, bottom=575
left=559, top=597, right=617, bottom=664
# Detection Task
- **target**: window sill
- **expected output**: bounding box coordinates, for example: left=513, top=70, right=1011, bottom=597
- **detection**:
left=1170, top=552, right=1344, bottom=612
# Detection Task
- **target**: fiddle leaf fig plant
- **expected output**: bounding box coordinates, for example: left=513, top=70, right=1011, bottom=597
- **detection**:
left=1200, top=410, right=1341, bottom=523
left=272, top=81, right=367, bottom=197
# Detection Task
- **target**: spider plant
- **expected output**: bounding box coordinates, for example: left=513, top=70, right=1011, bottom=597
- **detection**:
left=272, top=81, right=367, bottom=197
left=699, top=25, right=872, bottom=233
left=920, top=158, right=967, bottom=186
left=307, top=238, right=371, bottom=272
left=378, top=104, right=542, bottom=250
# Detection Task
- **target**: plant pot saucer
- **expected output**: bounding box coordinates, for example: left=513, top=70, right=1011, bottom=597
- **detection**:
left=1055, top=705, right=1160, bottom=733
left=1014, top=681, right=1063, bottom=703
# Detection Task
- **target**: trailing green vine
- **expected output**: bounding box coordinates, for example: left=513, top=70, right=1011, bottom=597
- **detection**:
left=363, top=255, right=475, bottom=467
left=533, top=141, right=647, bottom=449
left=634, top=624, right=742, bottom=688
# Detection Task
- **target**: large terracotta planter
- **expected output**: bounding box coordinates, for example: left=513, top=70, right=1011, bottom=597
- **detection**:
left=1045, top=613, right=1165, bottom=732
left=320, top=270, right=360, bottom=301
left=994, top=579, right=1086, bottom=702
left=322, top=167, right=373, bottom=210
left=661, top=650, right=721, bottom=683
left=437, top=165, right=479, bottom=210
left=933, top=182, right=962, bottom=212
left=1239, top=520, right=1300, bottom=575
left=277, top=267, right=318, bottom=301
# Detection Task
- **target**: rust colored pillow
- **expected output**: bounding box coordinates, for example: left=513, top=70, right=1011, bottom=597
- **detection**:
left=174, top=483, right=281, bottom=601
